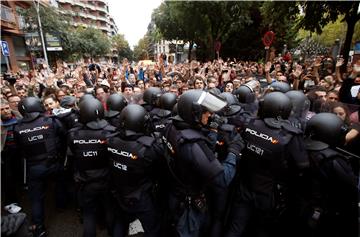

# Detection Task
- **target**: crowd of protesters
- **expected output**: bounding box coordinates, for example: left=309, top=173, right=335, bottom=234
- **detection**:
left=1, top=50, right=359, bottom=237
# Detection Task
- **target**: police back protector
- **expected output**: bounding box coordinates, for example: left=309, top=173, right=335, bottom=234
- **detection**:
left=68, top=125, right=115, bottom=181
left=162, top=124, right=223, bottom=195
left=14, top=116, right=60, bottom=165
left=241, top=119, right=298, bottom=195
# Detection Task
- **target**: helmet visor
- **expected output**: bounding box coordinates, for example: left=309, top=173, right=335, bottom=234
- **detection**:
left=197, top=91, right=227, bottom=112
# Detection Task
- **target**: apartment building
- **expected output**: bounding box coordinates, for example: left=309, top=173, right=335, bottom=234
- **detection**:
left=1, top=0, right=33, bottom=72
left=56, top=0, right=118, bottom=36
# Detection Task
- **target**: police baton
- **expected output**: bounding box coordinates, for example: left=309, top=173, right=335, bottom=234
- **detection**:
left=335, top=147, right=360, bottom=160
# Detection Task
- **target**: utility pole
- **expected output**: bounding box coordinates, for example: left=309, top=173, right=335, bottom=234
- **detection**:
left=33, top=0, right=49, bottom=72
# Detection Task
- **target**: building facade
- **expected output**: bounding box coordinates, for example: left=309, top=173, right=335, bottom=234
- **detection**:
left=56, top=0, right=118, bottom=36
left=1, top=0, right=33, bottom=72
left=154, top=39, right=190, bottom=64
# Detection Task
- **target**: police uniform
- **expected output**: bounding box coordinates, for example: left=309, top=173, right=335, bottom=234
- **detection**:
left=305, top=141, right=358, bottom=237
left=148, top=107, right=172, bottom=138
left=14, top=114, right=67, bottom=234
left=67, top=121, right=116, bottom=237
left=107, top=132, right=163, bottom=237
left=162, top=118, right=240, bottom=237
left=225, top=118, right=309, bottom=237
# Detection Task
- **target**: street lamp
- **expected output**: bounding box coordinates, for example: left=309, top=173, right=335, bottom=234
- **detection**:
left=33, top=0, right=49, bottom=72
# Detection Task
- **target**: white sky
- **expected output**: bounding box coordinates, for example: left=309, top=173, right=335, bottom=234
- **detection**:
left=107, top=0, right=163, bottom=49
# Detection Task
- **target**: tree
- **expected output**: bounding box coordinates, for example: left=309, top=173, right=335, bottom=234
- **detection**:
left=20, top=4, right=75, bottom=60
left=260, top=1, right=300, bottom=49
left=298, top=1, right=360, bottom=68
left=153, top=1, right=256, bottom=60
left=75, top=27, right=111, bottom=59
left=133, top=36, right=150, bottom=61
left=112, top=34, right=133, bottom=61
left=153, top=1, right=204, bottom=60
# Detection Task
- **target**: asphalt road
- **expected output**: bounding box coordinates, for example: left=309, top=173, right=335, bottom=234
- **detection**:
left=15, top=184, right=144, bottom=237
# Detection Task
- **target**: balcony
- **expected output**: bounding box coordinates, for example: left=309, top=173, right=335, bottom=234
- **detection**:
left=96, top=15, right=108, bottom=22
left=84, top=3, right=96, bottom=11
left=96, top=5, right=107, bottom=14
left=98, top=25, right=109, bottom=31
left=57, top=0, right=73, bottom=4
left=74, top=1, right=85, bottom=8
left=1, top=5, right=16, bottom=23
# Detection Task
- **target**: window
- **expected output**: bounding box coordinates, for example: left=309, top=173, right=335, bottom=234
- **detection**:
left=13, top=36, right=27, bottom=57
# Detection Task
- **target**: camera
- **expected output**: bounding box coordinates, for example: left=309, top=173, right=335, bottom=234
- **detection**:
left=4, top=73, right=17, bottom=85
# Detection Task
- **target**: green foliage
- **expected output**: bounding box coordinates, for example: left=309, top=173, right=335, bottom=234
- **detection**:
left=297, top=17, right=360, bottom=47
left=20, top=4, right=112, bottom=61
left=153, top=1, right=254, bottom=60
left=111, top=34, right=133, bottom=61
left=74, top=27, right=111, bottom=58
left=298, top=1, right=360, bottom=66
left=260, top=1, right=300, bottom=49
left=133, top=36, right=150, bottom=61
left=19, top=4, right=71, bottom=34
left=298, top=1, right=359, bottom=34
left=152, top=1, right=302, bottom=60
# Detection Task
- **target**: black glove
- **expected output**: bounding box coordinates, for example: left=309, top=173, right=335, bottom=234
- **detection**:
left=227, top=134, right=244, bottom=157
left=208, top=114, right=227, bottom=130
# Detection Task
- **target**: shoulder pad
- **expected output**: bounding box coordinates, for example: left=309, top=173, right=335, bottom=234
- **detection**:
left=68, top=126, right=82, bottom=133
left=104, top=124, right=117, bottom=132
left=107, top=131, right=119, bottom=138
left=179, top=129, right=205, bottom=142
left=304, top=138, right=329, bottom=151
left=281, top=121, right=302, bottom=134
left=86, top=119, right=108, bottom=130
left=320, top=148, right=339, bottom=159
left=264, top=118, right=281, bottom=129
left=158, top=109, right=171, bottom=118
left=137, top=136, right=155, bottom=147
left=219, top=123, right=235, bottom=133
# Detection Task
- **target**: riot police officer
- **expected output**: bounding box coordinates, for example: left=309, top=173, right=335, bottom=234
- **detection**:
left=162, top=90, right=244, bottom=237
left=233, top=80, right=259, bottom=115
left=107, top=104, right=163, bottom=237
left=14, top=97, right=67, bottom=237
left=54, top=96, right=81, bottom=130
left=225, top=92, right=309, bottom=237
left=268, top=81, right=291, bottom=93
left=304, top=113, right=358, bottom=237
left=67, top=98, right=116, bottom=237
left=285, top=90, right=311, bottom=131
left=142, top=87, right=162, bottom=112
left=149, top=92, right=177, bottom=138
left=105, top=93, right=127, bottom=127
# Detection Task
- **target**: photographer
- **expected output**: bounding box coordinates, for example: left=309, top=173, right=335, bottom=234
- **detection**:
left=339, top=59, right=360, bottom=106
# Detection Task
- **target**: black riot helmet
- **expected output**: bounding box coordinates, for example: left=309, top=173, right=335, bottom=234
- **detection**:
left=258, top=92, right=292, bottom=119
left=177, top=89, right=227, bottom=125
left=285, top=90, right=310, bottom=120
left=18, top=97, right=45, bottom=120
left=160, top=92, right=177, bottom=111
left=233, top=80, right=257, bottom=103
left=119, top=104, right=147, bottom=135
left=79, top=98, right=104, bottom=124
left=106, top=93, right=127, bottom=117
left=143, top=87, right=162, bottom=106
left=305, top=112, right=347, bottom=147
left=269, top=81, right=291, bottom=93
left=219, top=92, right=241, bottom=116
left=79, top=93, right=95, bottom=103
